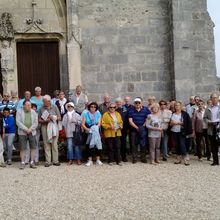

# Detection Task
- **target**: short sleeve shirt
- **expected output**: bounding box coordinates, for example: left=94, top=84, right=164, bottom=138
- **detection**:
left=39, top=104, right=61, bottom=119
left=128, top=106, right=151, bottom=129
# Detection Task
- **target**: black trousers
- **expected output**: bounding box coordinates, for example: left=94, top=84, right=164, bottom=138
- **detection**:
left=196, top=129, right=211, bottom=159
left=106, top=137, right=121, bottom=163
left=120, top=127, right=127, bottom=161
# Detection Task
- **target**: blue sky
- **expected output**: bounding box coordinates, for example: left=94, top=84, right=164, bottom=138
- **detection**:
left=207, top=0, right=220, bottom=76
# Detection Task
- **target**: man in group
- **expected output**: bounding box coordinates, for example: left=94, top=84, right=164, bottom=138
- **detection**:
left=16, top=100, right=38, bottom=169
left=39, top=95, right=61, bottom=167
left=128, top=97, right=151, bottom=163
left=204, top=92, right=220, bottom=166
left=99, top=94, right=111, bottom=115
left=0, top=93, right=16, bottom=115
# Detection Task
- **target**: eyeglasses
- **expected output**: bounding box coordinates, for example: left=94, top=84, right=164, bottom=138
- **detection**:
left=109, top=107, right=116, bottom=109
left=134, top=102, right=141, bottom=104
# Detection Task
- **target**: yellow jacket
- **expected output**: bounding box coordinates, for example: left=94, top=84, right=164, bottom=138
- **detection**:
left=101, top=111, right=123, bottom=138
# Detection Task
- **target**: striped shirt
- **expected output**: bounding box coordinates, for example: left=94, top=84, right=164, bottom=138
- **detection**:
left=128, top=106, right=151, bottom=129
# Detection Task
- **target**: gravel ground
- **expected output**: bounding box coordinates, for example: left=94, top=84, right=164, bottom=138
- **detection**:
left=0, top=156, right=220, bottom=220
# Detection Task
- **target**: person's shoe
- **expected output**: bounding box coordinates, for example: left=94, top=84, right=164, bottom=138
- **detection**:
left=44, top=163, right=52, bottom=167
left=53, top=162, right=61, bottom=166
left=122, top=158, right=128, bottom=162
left=141, top=159, right=147, bottom=163
left=85, top=160, right=93, bottom=167
left=7, top=160, right=12, bottom=165
left=96, top=160, right=103, bottom=166
left=198, top=158, right=203, bottom=162
left=109, top=162, right=114, bottom=166
left=117, top=162, right=123, bottom=166
left=30, top=163, right=37, bottom=169
left=150, top=161, right=157, bottom=165
left=174, top=160, right=181, bottom=164
left=132, top=159, right=137, bottom=164
left=184, top=161, right=190, bottom=166
left=35, top=161, right=40, bottom=166
left=211, top=163, right=219, bottom=166
left=77, top=160, right=81, bottom=165
left=67, top=160, right=73, bottom=166
left=19, top=163, right=25, bottom=170
left=162, top=157, right=167, bottom=161
left=0, top=163, right=6, bottom=168
left=155, top=160, right=160, bottom=164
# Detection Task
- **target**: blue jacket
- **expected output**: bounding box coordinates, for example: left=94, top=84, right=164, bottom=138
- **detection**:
left=3, top=115, right=16, bottom=134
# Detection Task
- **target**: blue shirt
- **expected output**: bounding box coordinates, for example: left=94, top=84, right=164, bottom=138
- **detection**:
left=30, top=96, right=43, bottom=112
left=3, top=115, right=15, bottom=134
left=83, top=111, right=101, bottom=127
left=128, top=106, right=151, bottom=128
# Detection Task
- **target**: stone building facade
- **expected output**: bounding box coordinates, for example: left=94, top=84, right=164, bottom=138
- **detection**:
left=0, top=0, right=218, bottom=103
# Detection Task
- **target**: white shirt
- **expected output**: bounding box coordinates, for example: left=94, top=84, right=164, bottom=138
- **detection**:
left=171, top=113, right=182, bottom=133
left=211, top=105, right=219, bottom=122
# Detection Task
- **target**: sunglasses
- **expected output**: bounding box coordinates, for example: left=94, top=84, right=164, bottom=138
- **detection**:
left=67, top=106, right=74, bottom=108
left=134, top=102, right=141, bottom=104
left=90, top=106, right=96, bottom=108
left=109, top=106, right=116, bottom=109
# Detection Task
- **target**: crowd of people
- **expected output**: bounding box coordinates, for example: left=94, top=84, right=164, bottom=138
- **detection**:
left=0, top=85, right=220, bottom=169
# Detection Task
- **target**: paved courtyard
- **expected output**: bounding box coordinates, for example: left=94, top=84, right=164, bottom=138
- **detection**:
left=0, top=156, right=220, bottom=220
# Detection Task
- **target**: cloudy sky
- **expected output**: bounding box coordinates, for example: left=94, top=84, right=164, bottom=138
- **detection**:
left=207, top=0, right=220, bottom=76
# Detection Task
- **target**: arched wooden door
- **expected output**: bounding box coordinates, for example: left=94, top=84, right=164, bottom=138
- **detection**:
left=16, top=41, right=60, bottom=97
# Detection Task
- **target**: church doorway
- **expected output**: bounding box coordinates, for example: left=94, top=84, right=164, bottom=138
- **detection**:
left=16, top=41, right=60, bottom=97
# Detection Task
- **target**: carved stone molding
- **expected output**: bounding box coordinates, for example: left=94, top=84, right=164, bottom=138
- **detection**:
left=0, top=12, right=14, bottom=40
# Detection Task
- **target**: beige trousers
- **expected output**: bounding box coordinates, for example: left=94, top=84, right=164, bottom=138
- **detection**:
left=41, top=125, right=59, bottom=164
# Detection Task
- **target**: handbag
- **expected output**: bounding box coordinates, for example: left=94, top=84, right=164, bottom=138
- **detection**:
left=73, top=124, right=86, bottom=146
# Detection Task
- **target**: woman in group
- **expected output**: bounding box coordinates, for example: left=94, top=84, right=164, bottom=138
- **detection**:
left=102, top=102, right=123, bottom=166
left=170, top=101, right=192, bottom=165
left=81, top=102, right=103, bottom=166
left=55, top=90, right=68, bottom=119
left=146, top=103, right=163, bottom=165
left=30, top=87, right=43, bottom=113
left=62, top=102, right=82, bottom=165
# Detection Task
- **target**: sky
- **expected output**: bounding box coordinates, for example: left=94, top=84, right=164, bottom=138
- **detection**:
left=207, top=0, right=220, bottom=76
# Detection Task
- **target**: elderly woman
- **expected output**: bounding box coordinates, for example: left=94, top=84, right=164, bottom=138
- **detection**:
left=39, top=95, right=61, bottom=167
left=159, top=100, right=172, bottom=161
left=62, top=102, right=82, bottom=165
left=146, top=103, right=163, bottom=164
left=82, top=102, right=103, bottom=166
left=170, top=101, right=192, bottom=165
left=102, top=102, right=123, bottom=165
left=30, top=86, right=43, bottom=112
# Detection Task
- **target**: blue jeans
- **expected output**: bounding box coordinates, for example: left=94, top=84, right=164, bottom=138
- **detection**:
left=4, top=133, right=15, bottom=161
left=173, top=132, right=187, bottom=156
left=161, top=132, right=169, bottom=157
left=67, top=137, right=82, bottom=160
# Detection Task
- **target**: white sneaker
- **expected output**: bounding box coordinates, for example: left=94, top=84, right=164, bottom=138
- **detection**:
left=85, top=160, right=93, bottom=167
left=96, top=160, right=103, bottom=166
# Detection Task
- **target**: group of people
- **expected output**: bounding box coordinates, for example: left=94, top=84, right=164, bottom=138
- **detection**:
left=0, top=85, right=220, bottom=169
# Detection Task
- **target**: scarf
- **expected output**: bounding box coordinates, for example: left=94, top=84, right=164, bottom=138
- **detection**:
left=59, top=98, right=67, bottom=114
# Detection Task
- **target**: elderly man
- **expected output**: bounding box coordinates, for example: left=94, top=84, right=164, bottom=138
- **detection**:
left=16, top=100, right=38, bottom=169
left=128, top=97, right=151, bottom=163
left=0, top=92, right=16, bottom=114
left=204, top=92, right=220, bottom=166
left=17, top=91, right=34, bottom=110
left=71, top=85, right=88, bottom=115
left=39, top=95, right=61, bottom=167
left=99, top=94, right=111, bottom=115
